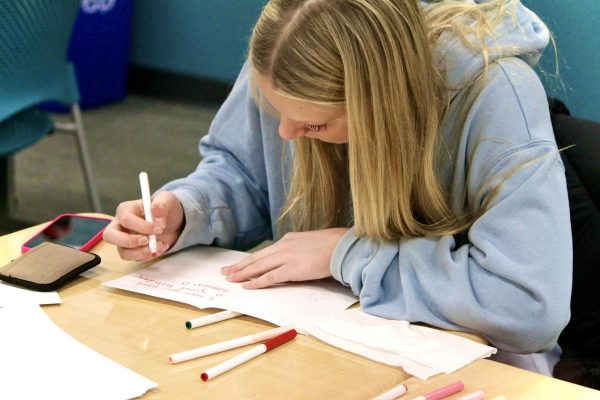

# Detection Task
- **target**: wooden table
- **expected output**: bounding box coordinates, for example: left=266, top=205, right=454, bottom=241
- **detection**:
left=1, top=215, right=599, bottom=399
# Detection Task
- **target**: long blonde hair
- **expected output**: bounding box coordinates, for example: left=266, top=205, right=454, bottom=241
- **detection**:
left=250, top=0, right=524, bottom=240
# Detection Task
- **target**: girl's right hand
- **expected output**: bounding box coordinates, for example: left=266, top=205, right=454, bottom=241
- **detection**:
left=102, top=190, right=185, bottom=261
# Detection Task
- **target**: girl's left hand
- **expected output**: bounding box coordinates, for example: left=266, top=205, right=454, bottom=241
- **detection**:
left=221, top=228, right=349, bottom=289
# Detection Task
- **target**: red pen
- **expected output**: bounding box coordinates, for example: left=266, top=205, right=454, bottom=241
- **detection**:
left=411, top=381, right=464, bottom=400
left=200, top=329, right=297, bottom=381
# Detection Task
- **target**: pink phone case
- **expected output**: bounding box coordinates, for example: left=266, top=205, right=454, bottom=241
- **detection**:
left=21, top=214, right=111, bottom=253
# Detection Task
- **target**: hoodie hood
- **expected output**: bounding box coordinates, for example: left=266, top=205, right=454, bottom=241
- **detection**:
left=422, top=0, right=550, bottom=88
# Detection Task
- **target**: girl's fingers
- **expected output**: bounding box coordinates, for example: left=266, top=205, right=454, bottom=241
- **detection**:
left=225, top=253, right=284, bottom=282
left=116, top=200, right=154, bottom=235
left=151, top=191, right=175, bottom=229
left=221, top=244, right=279, bottom=275
left=242, top=266, right=293, bottom=289
left=117, top=240, right=169, bottom=261
left=103, top=221, right=148, bottom=249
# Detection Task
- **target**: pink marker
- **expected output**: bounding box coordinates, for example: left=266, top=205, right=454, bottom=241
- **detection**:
left=411, top=381, right=465, bottom=400
left=200, top=329, right=297, bottom=381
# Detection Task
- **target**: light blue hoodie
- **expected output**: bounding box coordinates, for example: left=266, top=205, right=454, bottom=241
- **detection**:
left=161, top=1, right=571, bottom=375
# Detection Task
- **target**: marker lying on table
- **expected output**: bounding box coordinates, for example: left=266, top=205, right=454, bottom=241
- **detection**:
left=458, top=391, right=484, bottom=400
left=458, top=390, right=485, bottom=400
left=372, top=383, right=408, bottom=400
left=200, top=329, right=297, bottom=381
left=186, top=310, right=243, bottom=329
left=410, top=381, right=464, bottom=400
left=169, top=325, right=294, bottom=364
left=139, top=171, right=157, bottom=257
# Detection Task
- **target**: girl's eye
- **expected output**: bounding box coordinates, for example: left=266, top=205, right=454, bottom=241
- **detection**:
left=305, top=123, right=327, bottom=133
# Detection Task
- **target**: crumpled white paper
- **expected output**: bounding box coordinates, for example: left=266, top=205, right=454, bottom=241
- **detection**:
left=299, top=308, right=496, bottom=380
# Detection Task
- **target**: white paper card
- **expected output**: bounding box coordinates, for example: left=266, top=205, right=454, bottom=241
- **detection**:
left=104, top=246, right=357, bottom=327
left=0, top=281, right=61, bottom=307
left=0, top=305, right=157, bottom=400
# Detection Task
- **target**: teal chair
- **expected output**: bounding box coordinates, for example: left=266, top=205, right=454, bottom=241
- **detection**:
left=0, top=0, right=102, bottom=219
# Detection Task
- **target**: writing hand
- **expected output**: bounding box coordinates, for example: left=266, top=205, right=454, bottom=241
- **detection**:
left=102, top=190, right=184, bottom=261
left=221, top=228, right=349, bottom=289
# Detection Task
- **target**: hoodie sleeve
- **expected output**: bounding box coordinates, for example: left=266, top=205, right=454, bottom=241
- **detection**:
left=159, top=62, right=273, bottom=252
left=330, top=60, right=572, bottom=354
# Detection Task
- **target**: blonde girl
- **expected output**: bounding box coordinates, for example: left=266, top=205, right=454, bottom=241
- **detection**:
left=104, top=0, right=571, bottom=375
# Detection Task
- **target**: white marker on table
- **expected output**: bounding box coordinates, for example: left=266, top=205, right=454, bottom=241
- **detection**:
left=458, top=391, right=485, bottom=400
left=372, top=383, right=408, bottom=400
left=139, top=171, right=157, bottom=257
left=186, top=310, right=243, bottom=329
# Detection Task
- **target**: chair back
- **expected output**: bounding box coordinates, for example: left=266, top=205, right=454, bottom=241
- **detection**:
left=0, top=0, right=81, bottom=122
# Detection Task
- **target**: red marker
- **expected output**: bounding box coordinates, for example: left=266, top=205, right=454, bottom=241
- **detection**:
left=200, top=329, right=297, bottom=381
left=169, top=325, right=292, bottom=364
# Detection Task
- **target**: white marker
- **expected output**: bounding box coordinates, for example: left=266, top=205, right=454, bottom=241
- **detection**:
left=186, top=310, right=243, bottom=329
left=372, top=383, right=408, bottom=400
left=139, top=171, right=157, bottom=257
left=458, top=391, right=485, bottom=400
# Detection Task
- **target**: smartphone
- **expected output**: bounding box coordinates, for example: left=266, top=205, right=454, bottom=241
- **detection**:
left=21, top=214, right=112, bottom=253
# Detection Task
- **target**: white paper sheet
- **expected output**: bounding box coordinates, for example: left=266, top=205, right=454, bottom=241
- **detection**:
left=300, top=308, right=497, bottom=380
left=0, top=281, right=61, bottom=307
left=0, top=306, right=157, bottom=400
left=104, top=246, right=357, bottom=327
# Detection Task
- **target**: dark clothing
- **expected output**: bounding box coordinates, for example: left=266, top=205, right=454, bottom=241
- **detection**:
left=550, top=100, right=600, bottom=389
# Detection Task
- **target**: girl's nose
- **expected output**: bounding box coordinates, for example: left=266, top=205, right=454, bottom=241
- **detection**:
left=278, top=116, right=305, bottom=140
